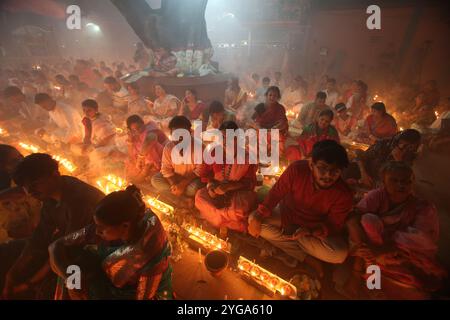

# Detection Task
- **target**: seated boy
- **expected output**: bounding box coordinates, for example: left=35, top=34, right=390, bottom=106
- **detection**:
left=151, top=116, right=204, bottom=207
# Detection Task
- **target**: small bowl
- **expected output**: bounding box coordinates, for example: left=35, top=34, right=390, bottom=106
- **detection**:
left=204, top=250, right=228, bottom=277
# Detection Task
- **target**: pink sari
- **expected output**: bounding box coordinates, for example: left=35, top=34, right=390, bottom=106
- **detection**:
left=357, top=188, right=446, bottom=290
left=195, top=161, right=257, bottom=232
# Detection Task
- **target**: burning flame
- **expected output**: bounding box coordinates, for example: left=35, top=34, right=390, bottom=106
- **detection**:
left=96, top=174, right=127, bottom=194
left=435, top=111, right=439, bottom=118
left=373, top=94, right=382, bottom=101
left=52, top=155, right=77, bottom=173
left=286, top=110, right=297, bottom=118
left=115, top=127, right=124, bottom=134
left=350, top=141, right=369, bottom=151
left=0, top=127, right=8, bottom=137
left=144, top=196, right=174, bottom=216
left=270, top=166, right=286, bottom=177
left=237, top=256, right=297, bottom=298
left=184, top=223, right=230, bottom=252
left=19, top=142, right=40, bottom=153
left=19, top=142, right=77, bottom=172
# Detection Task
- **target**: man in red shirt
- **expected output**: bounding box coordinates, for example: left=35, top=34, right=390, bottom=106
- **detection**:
left=248, top=140, right=353, bottom=267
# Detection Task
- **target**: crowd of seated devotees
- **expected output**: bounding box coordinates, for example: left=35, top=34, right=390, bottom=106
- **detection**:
left=0, top=63, right=448, bottom=299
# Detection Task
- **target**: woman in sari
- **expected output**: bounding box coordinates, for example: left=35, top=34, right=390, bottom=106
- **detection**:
left=253, top=86, right=289, bottom=134
left=125, top=115, right=167, bottom=184
left=359, top=102, right=398, bottom=144
left=286, top=109, right=339, bottom=161
left=49, top=185, right=173, bottom=300
left=252, top=86, right=289, bottom=161
left=179, top=88, right=207, bottom=121
left=150, top=84, right=181, bottom=120
left=345, top=162, right=446, bottom=298
left=195, top=121, right=258, bottom=237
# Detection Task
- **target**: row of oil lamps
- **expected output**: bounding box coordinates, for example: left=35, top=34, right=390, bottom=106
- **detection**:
left=237, top=256, right=297, bottom=298
left=18, top=142, right=77, bottom=173
left=93, top=175, right=297, bottom=298
left=94, top=175, right=174, bottom=217
left=8, top=136, right=299, bottom=299
left=183, top=223, right=230, bottom=252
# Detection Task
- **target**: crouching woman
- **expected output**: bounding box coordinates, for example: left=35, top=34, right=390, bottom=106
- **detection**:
left=49, top=185, right=173, bottom=300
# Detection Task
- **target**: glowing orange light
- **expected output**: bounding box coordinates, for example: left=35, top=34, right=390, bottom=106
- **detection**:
left=350, top=141, right=369, bottom=151
left=144, top=196, right=174, bottom=216
left=52, top=155, right=77, bottom=173
left=270, top=166, right=286, bottom=177
left=286, top=110, right=295, bottom=117
left=19, top=142, right=40, bottom=153
left=0, top=127, right=8, bottom=137
left=237, top=256, right=297, bottom=298
left=95, top=174, right=128, bottom=194
left=115, top=127, right=124, bottom=134
left=184, top=223, right=230, bottom=252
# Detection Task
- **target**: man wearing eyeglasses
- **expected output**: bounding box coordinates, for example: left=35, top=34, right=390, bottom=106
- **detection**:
left=248, top=140, right=353, bottom=275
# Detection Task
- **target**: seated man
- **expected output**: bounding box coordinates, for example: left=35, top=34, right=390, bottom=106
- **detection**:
left=1, top=154, right=104, bottom=299
left=356, top=129, right=421, bottom=188
left=334, top=103, right=356, bottom=138
left=323, top=78, right=339, bottom=109
left=287, top=109, right=340, bottom=161
left=195, top=121, right=258, bottom=236
left=405, top=92, right=437, bottom=128
left=255, top=77, right=271, bottom=102
left=72, top=99, right=120, bottom=173
left=346, top=162, right=446, bottom=297
left=358, top=102, right=398, bottom=144
left=295, top=91, right=331, bottom=129
left=125, top=115, right=167, bottom=184
left=126, top=82, right=149, bottom=116
left=151, top=116, right=204, bottom=207
left=34, top=93, right=83, bottom=144
left=0, top=145, right=40, bottom=244
left=206, top=101, right=236, bottom=131
left=224, top=77, right=248, bottom=113
left=2, top=86, right=48, bottom=132
left=248, top=140, right=353, bottom=274
left=281, top=75, right=306, bottom=112
left=428, top=101, right=450, bottom=152
left=0, top=145, right=23, bottom=192
left=103, top=76, right=129, bottom=114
